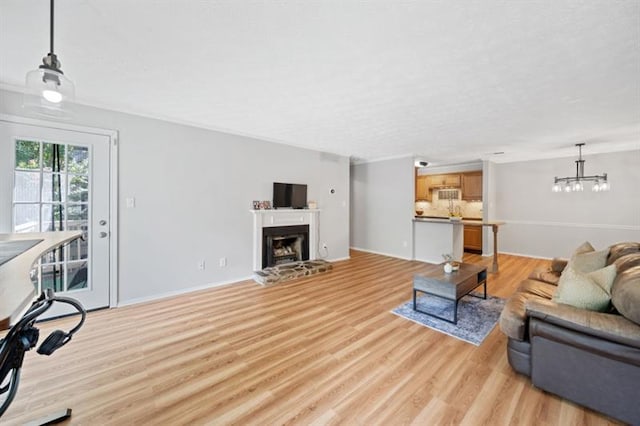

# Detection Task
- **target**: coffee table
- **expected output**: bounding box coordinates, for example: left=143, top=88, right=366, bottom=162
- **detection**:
left=413, top=262, right=488, bottom=324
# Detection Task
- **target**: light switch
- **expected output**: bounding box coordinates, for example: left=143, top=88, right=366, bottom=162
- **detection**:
left=126, top=197, right=136, bottom=208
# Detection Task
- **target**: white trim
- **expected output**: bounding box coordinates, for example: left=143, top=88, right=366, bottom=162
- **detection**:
left=117, top=276, right=252, bottom=307
left=0, top=114, right=119, bottom=308
left=499, top=250, right=553, bottom=260
left=109, top=134, right=119, bottom=308
left=0, top=113, right=118, bottom=138
left=350, top=154, right=414, bottom=166
left=500, top=219, right=639, bottom=231
left=328, top=256, right=350, bottom=262
left=349, top=246, right=414, bottom=261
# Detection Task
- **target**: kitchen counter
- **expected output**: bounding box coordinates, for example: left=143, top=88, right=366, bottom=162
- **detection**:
left=414, top=217, right=504, bottom=226
left=413, top=218, right=506, bottom=272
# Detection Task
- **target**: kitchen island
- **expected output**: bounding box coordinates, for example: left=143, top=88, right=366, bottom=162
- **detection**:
left=413, top=217, right=505, bottom=272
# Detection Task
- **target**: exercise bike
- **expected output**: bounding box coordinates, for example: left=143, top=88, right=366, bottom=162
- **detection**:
left=0, top=289, right=86, bottom=421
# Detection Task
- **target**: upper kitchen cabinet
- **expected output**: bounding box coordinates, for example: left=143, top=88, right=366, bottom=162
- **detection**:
left=427, top=174, right=461, bottom=188
left=462, top=171, right=483, bottom=201
left=415, top=174, right=431, bottom=201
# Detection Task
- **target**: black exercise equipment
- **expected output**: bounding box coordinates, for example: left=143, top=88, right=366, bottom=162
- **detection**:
left=0, top=288, right=86, bottom=419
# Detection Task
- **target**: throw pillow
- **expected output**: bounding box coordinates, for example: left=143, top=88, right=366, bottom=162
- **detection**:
left=553, top=264, right=617, bottom=311
left=611, top=266, right=640, bottom=325
left=569, top=248, right=609, bottom=273
left=573, top=241, right=595, bottom=255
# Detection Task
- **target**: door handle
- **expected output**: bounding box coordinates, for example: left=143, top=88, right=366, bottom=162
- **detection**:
left=98, top=231, right=108, bottom=238
left=99, top=220, right=107, bottom=226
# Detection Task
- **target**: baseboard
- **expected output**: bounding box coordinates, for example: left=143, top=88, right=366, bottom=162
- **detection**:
left=498, top=250, right=553, bottom=260
left=117, top=276, right=253, bottom=307
left=350, top=246, right=413, bottom=261
left=328, top=256, right=351, bottom=262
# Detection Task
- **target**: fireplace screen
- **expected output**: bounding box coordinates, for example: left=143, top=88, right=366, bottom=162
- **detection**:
left=262, top=225, right=309, bottom=268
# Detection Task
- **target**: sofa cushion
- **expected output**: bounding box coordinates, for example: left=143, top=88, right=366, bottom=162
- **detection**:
left=611, top=266, right=640, bottom=325
left=518, top=279, right=557, bottom=298
left=613, top=252, right=640, bottom=274
left=607, top=242, right=640, bottom=266
left=569, top=249, right=609, bottom=273
left=528, top=267, right=561, bottom=286
left=553, top=265, right=617, bottom=311
left=499, top=279, right=558, bottom=341
left=526, top=299, right=640, bottom=350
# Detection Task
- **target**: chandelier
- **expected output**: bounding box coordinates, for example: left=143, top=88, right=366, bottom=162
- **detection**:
left=552, top=143, right=609, bottom=193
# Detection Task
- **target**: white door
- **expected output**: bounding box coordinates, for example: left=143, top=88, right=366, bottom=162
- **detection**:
left=0, top=121, right=111, bottom=315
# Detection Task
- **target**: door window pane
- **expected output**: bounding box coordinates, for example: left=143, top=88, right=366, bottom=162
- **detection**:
left=41, top=246, right=65, bottom=264
left=68, top=236, right=88, bottom=261
left=68, top=175, right=88, bottom=202
left=14, top=171, right=40, bottom=202
left=42, top=173, right=66, bottom=202
left=67, top=261, right=88, bottom=290
left=43, top=143, right=66, bottom=172
left=41, top=204, right=65, bottom=232
left=14, top=204, right=40, bottom=233
left=41, top=264, right=65, bottom=292
left=15, top=140, right=40, bottom=170
left=68, top=146, right=89, bottom=175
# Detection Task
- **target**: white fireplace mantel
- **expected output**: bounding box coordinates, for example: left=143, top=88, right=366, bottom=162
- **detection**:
left=251, top=209, right=319, bottom=271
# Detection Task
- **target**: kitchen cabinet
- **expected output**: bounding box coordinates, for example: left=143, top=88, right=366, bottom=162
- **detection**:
left=462, top=172, right=483, bottom=201
left=427, top=174, right=461, bottom=188
left=464, top=225, right=483, bottom=252
left=415, top=175, right=431, bottom=201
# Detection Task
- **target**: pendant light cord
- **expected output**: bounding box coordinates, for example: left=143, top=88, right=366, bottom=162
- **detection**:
left=49, top=0, right=54, bottom=55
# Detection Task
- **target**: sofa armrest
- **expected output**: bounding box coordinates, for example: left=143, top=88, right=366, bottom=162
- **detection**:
left=550, top=257, right=568, bottom=273
left=525, top=299, right=640, bottom=349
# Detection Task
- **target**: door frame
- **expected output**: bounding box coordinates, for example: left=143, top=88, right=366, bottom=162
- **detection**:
left=1, top=113, right=119, bottom=308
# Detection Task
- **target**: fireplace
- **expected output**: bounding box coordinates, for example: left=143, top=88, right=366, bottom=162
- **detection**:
left=251, top=209, right=319, bottom=271
left=262, top=225, right=309, bottom=268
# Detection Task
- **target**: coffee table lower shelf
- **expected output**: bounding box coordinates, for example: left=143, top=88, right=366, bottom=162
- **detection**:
left=412, top=263, right=488, bottom=324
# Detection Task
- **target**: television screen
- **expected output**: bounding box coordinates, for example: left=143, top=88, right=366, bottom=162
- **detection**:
left=273, top=182, right=307, bottom=209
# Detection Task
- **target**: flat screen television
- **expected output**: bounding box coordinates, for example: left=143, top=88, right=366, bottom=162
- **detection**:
left=273, top=182, right=307, bottom=209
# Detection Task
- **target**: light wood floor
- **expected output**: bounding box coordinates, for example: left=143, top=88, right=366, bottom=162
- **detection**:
left=2, top=251, right=620, bottom=425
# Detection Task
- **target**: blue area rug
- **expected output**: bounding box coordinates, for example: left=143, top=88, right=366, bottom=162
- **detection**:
left=391, top=293, right=505, bottom=346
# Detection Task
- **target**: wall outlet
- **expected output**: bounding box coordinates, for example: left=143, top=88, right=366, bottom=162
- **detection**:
left=402, top=241, right=408, bottom=248
left=126, top=197, right=136, bottom=208
left=219, top=257, right=227, bottom=267
left=197, top=260, right=205, bottom=270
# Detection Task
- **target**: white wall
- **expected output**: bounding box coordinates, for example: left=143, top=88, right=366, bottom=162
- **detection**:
left=350, top=157, right=414, bottom=259
left=0, top=89, right=350, bottom=304
left=494, top=149, right=640, bottom=258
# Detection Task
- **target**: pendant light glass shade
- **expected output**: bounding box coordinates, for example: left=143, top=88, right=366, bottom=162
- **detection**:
left=24, top=67, right=75, bottom=118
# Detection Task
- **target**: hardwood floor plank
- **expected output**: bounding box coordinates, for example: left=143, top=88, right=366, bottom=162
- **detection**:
left=0, top=251, right=621, bottom=425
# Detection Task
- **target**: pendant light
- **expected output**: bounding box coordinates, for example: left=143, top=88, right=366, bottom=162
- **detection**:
left=551, top=143, right=609, bottom=193
left=24, top=0, right=75, bottom=118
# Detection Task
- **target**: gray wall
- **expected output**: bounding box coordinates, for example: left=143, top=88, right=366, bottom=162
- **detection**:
left=350, top=157, right=414, bottom=259
left=0, top=89, right=350, bottom=304
left=493, top=149, right=640, bottom=258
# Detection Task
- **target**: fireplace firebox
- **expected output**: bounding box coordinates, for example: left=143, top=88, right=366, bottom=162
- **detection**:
left=262, top=225, right=309, bottom=268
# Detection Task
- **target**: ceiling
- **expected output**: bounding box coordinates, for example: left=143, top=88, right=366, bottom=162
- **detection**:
left=1, top=1, right=639, bottom=164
